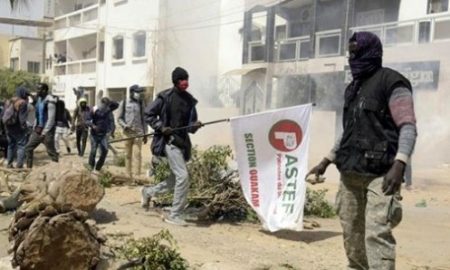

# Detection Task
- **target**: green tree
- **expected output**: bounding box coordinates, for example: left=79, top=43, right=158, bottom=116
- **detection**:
left=0, top=68, right=40, bottom=99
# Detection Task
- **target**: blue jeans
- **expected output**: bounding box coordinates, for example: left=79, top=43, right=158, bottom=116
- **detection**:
left=7, top=133, right=27, bottom=168
left=89, top=134, right=108, bottom=171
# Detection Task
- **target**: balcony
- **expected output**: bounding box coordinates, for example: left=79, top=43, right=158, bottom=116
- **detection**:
left=54, top=4, right=99, bottom=30
left=54, top=59, right=96, bottom=76
left=350, top=14, right=450, bottom=46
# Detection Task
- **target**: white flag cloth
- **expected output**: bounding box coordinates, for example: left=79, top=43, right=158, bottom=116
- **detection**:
left=230, top=104, right=312, bottom=232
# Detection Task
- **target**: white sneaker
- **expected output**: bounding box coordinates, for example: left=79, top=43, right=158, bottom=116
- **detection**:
left=140, top=187, right=151, bottom=209
left=164, top=216, right=188, bottom=226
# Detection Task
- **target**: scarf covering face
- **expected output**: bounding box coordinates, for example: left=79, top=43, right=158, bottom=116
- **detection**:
left=348, top=31, right=383, bottom=80
left=345, top=32, right=383, bottom=102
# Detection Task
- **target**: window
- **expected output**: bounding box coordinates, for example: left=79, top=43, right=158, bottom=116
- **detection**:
left=112, top=35, right=124, bottom=60
left=279, top=42, right=296, bottom=61
left=10, top=58, right=19, bottom=71
left=27, top=61, right=41, bottom=74
left=250, top=43, right=265, bottom=62
left=428, top=0, right=449, bottom=13
left=133, top=31, right=146, bottom=58
left=316, top=31, right=341, bottom=57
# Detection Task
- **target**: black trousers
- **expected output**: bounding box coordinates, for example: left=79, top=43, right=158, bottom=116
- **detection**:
left=76, top=127, right=88, bottom=157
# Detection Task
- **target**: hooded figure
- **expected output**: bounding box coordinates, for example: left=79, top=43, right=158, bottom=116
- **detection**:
left=4, top=86, right=29, bottom=168
left=141, top=66, right=202, bottom=226
left=72, top=97, right=91, bottom=156
left=308, top=32, right=417, bottom=269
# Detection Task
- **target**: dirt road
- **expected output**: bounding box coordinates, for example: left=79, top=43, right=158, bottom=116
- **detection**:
left=1, top=152, right=449, bottom=270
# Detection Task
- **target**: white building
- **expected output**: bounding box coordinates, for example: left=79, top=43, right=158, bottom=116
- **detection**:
left=52, top=0, right=159, bottom=109
left=0, top=0, right=54, bottom=38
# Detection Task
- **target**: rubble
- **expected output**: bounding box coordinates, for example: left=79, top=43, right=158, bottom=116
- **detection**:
left=8, top=201, right=105, bottom=270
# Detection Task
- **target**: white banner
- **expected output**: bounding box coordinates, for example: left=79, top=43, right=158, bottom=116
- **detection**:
left=230, top=104, right=312, bottom=232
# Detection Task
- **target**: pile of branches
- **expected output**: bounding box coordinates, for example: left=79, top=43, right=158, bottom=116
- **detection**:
left=153, top=145, right=335, bottom=222
left=153, top=145, right=255, bottom=222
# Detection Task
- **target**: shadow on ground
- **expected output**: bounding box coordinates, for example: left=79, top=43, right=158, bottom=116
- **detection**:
left=262, top=229, right=341, bottom=244
left=90, top=208, right=119, bottom=224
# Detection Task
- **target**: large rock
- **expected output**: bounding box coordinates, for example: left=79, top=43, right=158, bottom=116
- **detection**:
left=20, top=167, right=104, bottom=213
left=9, top=202, right=105, bottom=270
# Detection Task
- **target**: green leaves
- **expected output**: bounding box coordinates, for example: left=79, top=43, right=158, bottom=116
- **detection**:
left=0, top=68, right=40, bottom=99
left=117, top=229, right=188, bottom=270
left=304, top=188, right=336, bottom=218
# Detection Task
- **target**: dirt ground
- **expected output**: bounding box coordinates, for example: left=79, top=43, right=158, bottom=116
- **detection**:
left=1, top=144, right=450, bottom=270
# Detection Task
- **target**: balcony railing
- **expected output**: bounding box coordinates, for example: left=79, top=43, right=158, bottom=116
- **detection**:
left=350, top=13, right=450, bottom=46
left=54, top=4, right=99, bottom=30
left=275, top=36, right=310, bottom=61
left=54, top=59, right=97, bottom=76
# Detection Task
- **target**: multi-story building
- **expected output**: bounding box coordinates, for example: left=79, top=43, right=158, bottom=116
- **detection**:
left=240, top=0, right=450, bottom=165
left=0, top=1, right=54, bottom=75
left=52, top=0, right=159, bottom=109
left=9, top=37, right=45, bottom=74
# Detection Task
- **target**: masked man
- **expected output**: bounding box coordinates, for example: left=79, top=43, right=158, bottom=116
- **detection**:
left=118, top=85, right=148, bottom=177
left=141, top=67, right=202, bottom=226
left=308, top=32, right=417, bottom=270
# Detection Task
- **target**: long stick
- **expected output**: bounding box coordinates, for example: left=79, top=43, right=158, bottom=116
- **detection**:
left=109, top=118, right=230, bottom=144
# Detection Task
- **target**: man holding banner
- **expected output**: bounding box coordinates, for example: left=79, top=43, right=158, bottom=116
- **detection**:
left=309, top=32, right=417, bottom=270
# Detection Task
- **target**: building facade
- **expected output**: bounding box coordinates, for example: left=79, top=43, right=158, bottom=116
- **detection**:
left=52, top=0, right=159, bottom=109
left=240, top=0, right=450, bottom=166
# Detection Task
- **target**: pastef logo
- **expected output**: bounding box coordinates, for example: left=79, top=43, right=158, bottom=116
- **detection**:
left=268, top=120, right=303, bottom=152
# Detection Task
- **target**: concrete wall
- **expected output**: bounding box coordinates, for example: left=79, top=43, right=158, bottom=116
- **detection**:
left=0, top=35, right=9, bottom=68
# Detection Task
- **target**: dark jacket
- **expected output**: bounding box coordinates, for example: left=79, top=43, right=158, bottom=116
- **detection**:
left=145, top=87, right=199, bottom=160
left=56, top=107, right=72, bottom=128
left=335, top=67, right=412, bottom=176
left=6, top=87, right=29, bottom=135
left=89, top=101, right=119, bottom=136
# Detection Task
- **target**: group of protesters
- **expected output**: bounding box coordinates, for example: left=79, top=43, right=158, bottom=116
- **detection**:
left=0, top=66, right=202, bottom=228
left=0, top=81, right=147, bottom=173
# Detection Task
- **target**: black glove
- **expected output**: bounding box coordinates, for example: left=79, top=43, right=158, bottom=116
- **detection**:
left=383, top=160, right=405, bottom=195
left=193, top=121, right=202, bottom=128
left=307, top=158, right=332, bottom=177
left=161, top=127, right=172, bottom=136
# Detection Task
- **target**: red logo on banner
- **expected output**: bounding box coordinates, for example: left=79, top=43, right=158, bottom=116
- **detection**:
left=268, top=120, right=303, bottom=152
